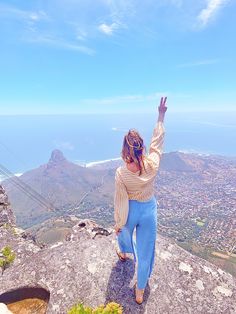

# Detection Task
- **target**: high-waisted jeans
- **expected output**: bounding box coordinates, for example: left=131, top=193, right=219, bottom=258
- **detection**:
left=117, top=195, right=157, bottom=289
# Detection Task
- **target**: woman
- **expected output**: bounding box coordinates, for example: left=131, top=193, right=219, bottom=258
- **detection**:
left=114, top=96, right=167, bottom=304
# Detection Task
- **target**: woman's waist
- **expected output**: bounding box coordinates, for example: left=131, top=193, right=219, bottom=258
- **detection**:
left=128, top=195, right=157, bottom=208
left=128, top=191, right=155, bottom=203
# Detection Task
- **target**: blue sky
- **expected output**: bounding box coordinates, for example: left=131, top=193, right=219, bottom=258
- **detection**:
left=0, top=0, right=236, bottom=114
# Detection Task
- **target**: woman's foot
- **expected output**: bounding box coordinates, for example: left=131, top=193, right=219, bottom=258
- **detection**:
left=134, top=283, right=144, bottom=304
left=116, top=250, right=127, bottom=262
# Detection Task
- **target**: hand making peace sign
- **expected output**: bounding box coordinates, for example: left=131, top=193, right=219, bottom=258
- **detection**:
left=158, top=96, right=167, bottom=122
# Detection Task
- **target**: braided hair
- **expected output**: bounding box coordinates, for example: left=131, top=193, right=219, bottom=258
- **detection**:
left=121, top=129, right=146, bottom=176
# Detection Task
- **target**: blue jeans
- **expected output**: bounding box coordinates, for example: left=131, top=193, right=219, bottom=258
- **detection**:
left=117, top=196, right=157, bottom=289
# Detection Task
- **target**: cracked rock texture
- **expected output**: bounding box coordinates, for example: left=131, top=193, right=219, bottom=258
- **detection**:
left=0, top=185, right=15, bottom=227
left=0, top=187, right=236, bottom=314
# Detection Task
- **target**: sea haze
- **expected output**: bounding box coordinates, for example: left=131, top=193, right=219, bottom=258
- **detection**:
left=0, top=111, right=235, bottom=175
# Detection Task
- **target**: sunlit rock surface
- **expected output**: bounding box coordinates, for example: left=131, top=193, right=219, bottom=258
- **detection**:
left=0, top=218, right=235, bottom=313
left=0, top=185, right=15, bottom=227
left=0, top=187, right=235, bottom=313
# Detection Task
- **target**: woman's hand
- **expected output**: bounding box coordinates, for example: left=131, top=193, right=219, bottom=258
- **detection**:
left=114, top=225, right=121, bottom=235
left=158, top=96, right=168, bottom=122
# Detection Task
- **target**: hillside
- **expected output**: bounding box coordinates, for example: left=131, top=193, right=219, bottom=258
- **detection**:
left=2, top=150, right=210, bottom=229
left=2, top=150, right=236, bottom=278
left=2, top=149, right=114, bottom=228
left=2, top=151, right=235, bottom=232
left=0, top=200, right=235, bottom=314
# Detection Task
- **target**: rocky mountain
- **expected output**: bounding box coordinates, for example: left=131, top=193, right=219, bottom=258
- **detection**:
left=2, top=149, right=218, bottom=229
left=88, top=151, right=199, bottom=172
left=14, top=150, right=235, bottom=280
left=0, top=193, right=235, bottom=314
left=2, top=150, right=115, bottom=228
left=2, top=151, right=236, bottom=248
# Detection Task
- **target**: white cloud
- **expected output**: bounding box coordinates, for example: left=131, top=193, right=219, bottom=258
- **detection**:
left=111, top=127, right=129, bottom=132
left=25, top=35, right=95, bottom=55
left=0, top=1, right=232, bottom=56
left=0, top=3, right=94, bottom=54
left=194, top=121, right=236, bottom=128
left=98, top=22, right=121, bottom=35
left=98, top=0, right=132, bottom=36
left=76, top=29, right=88, bottom=41
left=198, top=0, right=229, bottom=27
left=0, top=4, right=48, bottom=22
left=80, top=92, right=168, bottom=106
left=99, top=23, right=114, bottom=35
left=29, top=11, right=48, bottom=21
left=177, top=59, right=220, bottom=68
left=29, top=13, right=40, bottom=21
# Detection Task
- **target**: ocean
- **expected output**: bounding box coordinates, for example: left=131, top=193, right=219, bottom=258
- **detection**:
left=0, top=111, right=235, bottom=181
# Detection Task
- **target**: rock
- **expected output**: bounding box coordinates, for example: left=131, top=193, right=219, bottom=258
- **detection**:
left=195, top=279, right=204, bottom=291
left=0, top=185, right=15, bottom=227
left=0, top=218, right=235, bottom=314
left=0, top=303, right=13, bottom=314
left=179, top=261, right=193, bottom=274
left=0, top=186, right=41, bottom=266
left=48, top=149, right=67, bottom=165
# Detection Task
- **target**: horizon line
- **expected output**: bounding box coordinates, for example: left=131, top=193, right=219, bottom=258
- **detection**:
left=0, top=150, right=235, bottom=182
left=0, top=110, right=236, bottom=116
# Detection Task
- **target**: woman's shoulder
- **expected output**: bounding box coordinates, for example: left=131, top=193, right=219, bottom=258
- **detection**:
left=116, top=164, right=129, bottom=175
left=115, top=165, right=128, bottom=184
left=116, top=164, right=135, bottom=178
left=115, top=165, right=125, bottom=177
left=116, top=164, right=125, bottom=171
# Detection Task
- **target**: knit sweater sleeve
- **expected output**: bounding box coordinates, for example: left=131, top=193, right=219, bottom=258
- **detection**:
left=148, top=121, right=165, bottom=169
left=114, top=168, right=129, bottom=229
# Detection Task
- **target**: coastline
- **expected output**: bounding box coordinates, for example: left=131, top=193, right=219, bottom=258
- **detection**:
left=1, top=150, right=235, bottom=182
left=0, top=173, right=23, bottom=183
left=85, top=157, right=122, bottom=168
left=80, top=150, right=236, bottom=169
left=0, top=159, right=122, bottom=182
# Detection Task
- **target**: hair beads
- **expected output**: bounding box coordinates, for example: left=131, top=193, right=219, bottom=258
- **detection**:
left=122, top=130, right=146, bottom=175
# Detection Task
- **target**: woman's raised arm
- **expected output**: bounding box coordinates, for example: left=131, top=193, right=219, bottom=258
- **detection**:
left=148, top=97, right=168, bottom=169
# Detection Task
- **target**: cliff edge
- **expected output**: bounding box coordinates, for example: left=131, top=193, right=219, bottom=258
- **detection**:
left=0, top=186, right=235, bottom=314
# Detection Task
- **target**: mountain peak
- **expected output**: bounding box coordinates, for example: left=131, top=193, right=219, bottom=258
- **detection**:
left=49, top=149, right=67, bottom=164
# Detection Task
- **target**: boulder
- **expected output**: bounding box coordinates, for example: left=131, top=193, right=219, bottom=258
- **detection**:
left=0, top=219, right=235, bottom=314
left=0, top=185, right=15, bottom=227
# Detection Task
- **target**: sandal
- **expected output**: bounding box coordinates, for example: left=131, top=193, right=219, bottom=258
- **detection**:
left=134, top=282, right=144, bottom=305
left=116, top=250, right=127, bottom=262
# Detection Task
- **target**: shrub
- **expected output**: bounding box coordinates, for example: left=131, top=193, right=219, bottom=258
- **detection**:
left=0, top=246, right=16, bottom=274
left=68, top=302, right=122, bottom=314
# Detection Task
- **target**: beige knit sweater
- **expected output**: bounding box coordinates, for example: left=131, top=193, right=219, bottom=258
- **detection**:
left=114, top=121, right=165, bottom=229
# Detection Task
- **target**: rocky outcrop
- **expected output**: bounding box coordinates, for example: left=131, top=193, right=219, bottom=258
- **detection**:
left=48, top=149, right=67, bottom=166
left=0, top=185, right=15, bottom=227
left=27, top=214, right=82, bottom=246
left=0, top=217, right=235, bottom=314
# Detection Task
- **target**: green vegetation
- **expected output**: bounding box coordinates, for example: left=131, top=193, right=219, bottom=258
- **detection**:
left=68, top=302, right=123, bottom=314
left=194, top=217, right=206, bottom=227
left=3, top=223, right=12, bottom=230
left=0, top=246, right=16, bottom=274
left=2, top=223, right=17, bottom=235
left=178, top=241, right=236, bottom=277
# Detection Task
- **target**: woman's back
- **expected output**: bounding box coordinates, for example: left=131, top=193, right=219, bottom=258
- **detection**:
left=114, top=96, right=168, bottom=304
left=115, top=119, right=165, bottom=199
left=114, top=120, right=165, bottom=229
left=116, top=156, right=159, bottom=201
